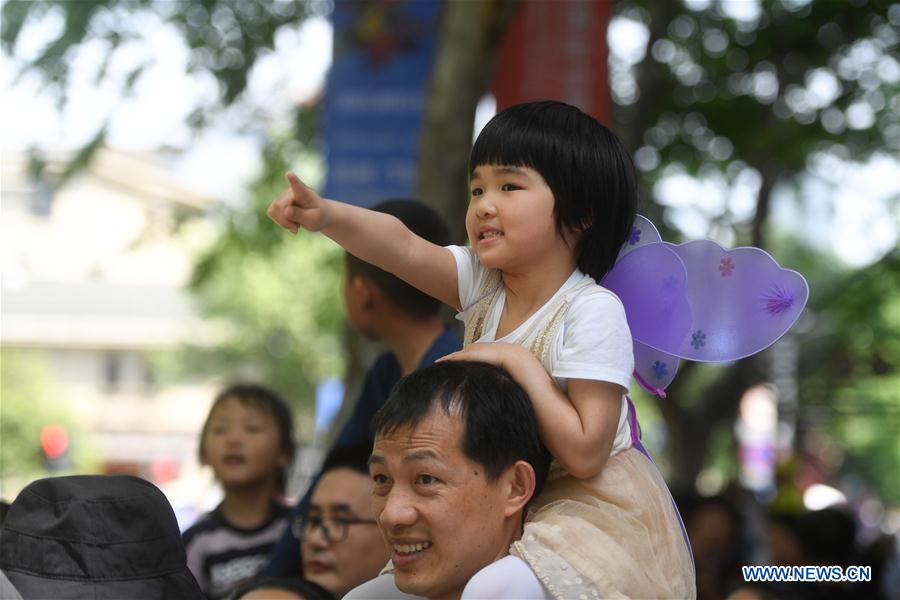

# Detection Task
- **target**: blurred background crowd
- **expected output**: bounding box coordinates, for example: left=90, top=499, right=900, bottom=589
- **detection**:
left=1, top=1, right=897, bottom=598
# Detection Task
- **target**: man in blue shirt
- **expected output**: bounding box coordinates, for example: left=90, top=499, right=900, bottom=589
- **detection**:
left=265, top=199, right=460, bottom=577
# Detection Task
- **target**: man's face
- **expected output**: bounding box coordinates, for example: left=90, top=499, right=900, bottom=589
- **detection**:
left=301, top=468, right=389, bottom=597
left=341, top=268, right=378, bottom=340
left=369, top=409, right=515, bottom=600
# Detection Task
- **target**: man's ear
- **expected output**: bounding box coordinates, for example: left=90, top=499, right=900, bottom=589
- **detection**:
left=502, top=461, right=537, bottom=518
left=350, top=274, right=376, bottom=310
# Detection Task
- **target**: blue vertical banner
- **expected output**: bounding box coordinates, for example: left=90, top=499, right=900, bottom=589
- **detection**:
left=323, top=0, right=443, bottom=207
left=314, top=377, right=345, bottom=444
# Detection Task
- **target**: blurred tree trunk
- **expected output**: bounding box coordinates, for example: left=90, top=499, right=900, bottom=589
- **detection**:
left=650, top=163, right=780, bottom=490
left=614, top=0, right=779, bottom=490
left=617, top=1, right=678, bottom=151
left=658, top=144, right=782, bottom=490
left=327, top=0, right=519, bottom=451
left=652, top=174, right=779, bottom=490
left=657, top=359, right=768, bottom=491
left=417, top=0, right=519, bottom=245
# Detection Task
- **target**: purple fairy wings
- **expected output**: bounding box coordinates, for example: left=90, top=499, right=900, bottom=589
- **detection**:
left=600, top=216, right=809, bottom=397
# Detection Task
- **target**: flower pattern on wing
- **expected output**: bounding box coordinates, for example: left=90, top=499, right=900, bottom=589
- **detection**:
left=628, top=226, right=642, bottom=245
left=652, top=360, right=669, bottom=381
left=762, top=284, right=795, bottom=315
left=690, top=330, right=706, bottom=350
left=661, top=275, right=680, bottom=294
left=718, top=257, right=735, bottom=277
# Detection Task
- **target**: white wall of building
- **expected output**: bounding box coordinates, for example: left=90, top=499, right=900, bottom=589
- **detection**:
left=2, top=149, right=225, bottom=510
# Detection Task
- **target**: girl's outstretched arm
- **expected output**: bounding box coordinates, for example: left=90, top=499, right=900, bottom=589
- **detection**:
left=440, top=343, right=622, bottom=479
left=268, top=172, right=461, bottom=310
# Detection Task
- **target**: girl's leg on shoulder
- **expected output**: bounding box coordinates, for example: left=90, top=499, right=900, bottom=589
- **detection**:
left=343, top=574, right=423, bottom=599
left=461, top=555, right=553, bottom=600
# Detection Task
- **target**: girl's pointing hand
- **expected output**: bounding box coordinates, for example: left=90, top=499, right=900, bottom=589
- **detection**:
left=267, top=172, right=333, bottom=234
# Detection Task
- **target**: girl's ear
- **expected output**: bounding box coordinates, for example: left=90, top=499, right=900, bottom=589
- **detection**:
left=502, top=461, right=537, bottom=518
left=562, top=221, right=588, bottom=249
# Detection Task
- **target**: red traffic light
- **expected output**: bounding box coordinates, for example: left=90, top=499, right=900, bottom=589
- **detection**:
left=40, top=425, right=69, bottom=459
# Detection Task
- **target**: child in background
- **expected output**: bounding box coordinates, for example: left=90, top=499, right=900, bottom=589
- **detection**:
left=183, top=384, right=296, bottom=600
left=268, top=100, right=694, bottom=598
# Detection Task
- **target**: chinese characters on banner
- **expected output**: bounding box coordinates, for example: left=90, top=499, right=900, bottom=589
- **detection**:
left=323, top=0, right=441, bottom=206
left=324, top=0, right=612, bottom=205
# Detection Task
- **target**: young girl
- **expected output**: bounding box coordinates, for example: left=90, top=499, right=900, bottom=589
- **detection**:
left=268, top=101, right=692, bottom=598
left=183, top=384, right=296, bottom=600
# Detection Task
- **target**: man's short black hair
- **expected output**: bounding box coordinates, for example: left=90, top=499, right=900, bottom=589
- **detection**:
left=373, top=361, right=551, bottom=498
left=320, top=442, right=372, bottom=477
left=345, top=199, right=451, bottom=318
left=469, top=100, right=637, bottom=282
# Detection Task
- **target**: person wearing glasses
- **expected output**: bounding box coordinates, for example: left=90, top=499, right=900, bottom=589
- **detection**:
left=297, top=443, right=392, bottom=598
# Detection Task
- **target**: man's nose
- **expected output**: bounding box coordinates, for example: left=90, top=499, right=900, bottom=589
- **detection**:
left=305, top=523, right=330, bottom=549
left=378, top=488, right=417, bottom=530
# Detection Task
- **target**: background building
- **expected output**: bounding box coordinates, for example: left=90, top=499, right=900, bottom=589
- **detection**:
left=1, top=148, right=222, bottom=514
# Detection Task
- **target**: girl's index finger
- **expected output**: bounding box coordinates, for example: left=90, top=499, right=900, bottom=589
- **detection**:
left=285, top=171, right=311, bottom=205
left=435, top=351, right=462, bottom=362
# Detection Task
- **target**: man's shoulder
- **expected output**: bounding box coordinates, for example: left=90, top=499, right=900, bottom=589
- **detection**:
left=356, top=330, right=460, bottom=412
left=369, top=350, right=400, bottom=373
left=363, top=351, right=403, bottom=391
left=423, top=328, right=462, bottom=364
left=365, top=327, right=461, bottom=379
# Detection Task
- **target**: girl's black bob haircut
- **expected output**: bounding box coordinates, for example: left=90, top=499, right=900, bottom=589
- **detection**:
left=469, top=100, right=637, bottom=282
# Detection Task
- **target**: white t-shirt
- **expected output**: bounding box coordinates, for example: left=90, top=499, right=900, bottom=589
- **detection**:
left=448, top=245, right=636, bottom=455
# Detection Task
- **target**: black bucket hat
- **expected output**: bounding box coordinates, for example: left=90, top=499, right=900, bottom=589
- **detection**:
left=0, top=475, right=203, bottom=599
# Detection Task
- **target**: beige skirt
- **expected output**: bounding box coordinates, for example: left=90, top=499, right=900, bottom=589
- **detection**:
left=512, top=448, right=696, bottom=599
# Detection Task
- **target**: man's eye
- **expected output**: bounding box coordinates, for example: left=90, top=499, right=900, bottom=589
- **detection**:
left=500, top=183, right=520, bottom=191
left=416, top=474, right=439, bottom=485
left=307, top=516, right=323, bottom=527
left=372, top=473, right=389, bottom=485
left=470, top=187, right=483, bottom=197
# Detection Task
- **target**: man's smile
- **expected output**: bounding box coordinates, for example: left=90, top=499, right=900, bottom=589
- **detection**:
left=393, top=541, right=431, bottom=554
left=390, top=538, right=433, bottom=567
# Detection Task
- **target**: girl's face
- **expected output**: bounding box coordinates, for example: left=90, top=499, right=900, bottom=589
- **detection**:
left=202, top=396, right=289, bottom=490
left=466, top=164, right=576, bottom=275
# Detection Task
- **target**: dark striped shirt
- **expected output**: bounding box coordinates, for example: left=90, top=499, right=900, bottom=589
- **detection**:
left=183, top=502, right=291, bottom=600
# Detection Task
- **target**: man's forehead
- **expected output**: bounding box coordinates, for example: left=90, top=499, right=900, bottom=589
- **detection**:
left=311, top=468, right=371, bottom=506
left=371, top=410, right=464, bottom=461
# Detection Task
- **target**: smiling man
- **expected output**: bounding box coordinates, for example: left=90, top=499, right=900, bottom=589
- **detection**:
left=346, top=361, right=552, bottom=600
